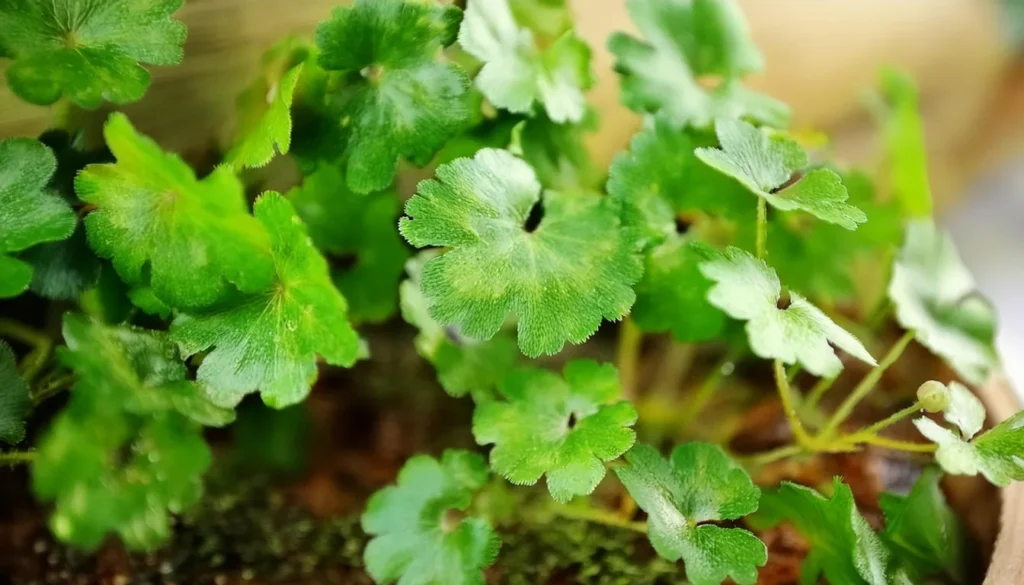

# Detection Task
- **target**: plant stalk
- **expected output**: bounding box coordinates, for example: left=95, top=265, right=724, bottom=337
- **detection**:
left=680, top=353, right=736, bottom=427
left=552, top=503, right=647, bottom=534
left=756, top=197, right=768, bottom=260
left=848, top=400, right=924, bottom=439
left=820, top=330, right=915, bottom=437
left=616, top=317, right=642, bottom=400
left=0, top=318, right=53, bottom=382
left=774, top=360, right=813, bottom=448
left=0, top=451, right=36, bottom=466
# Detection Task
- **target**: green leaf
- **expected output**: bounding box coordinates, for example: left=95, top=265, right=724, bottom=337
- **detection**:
left=21, top=130, right=110, bottom=300
left=880, top=467, right=967, bottom=583
left=225, top=37, right=308, bottom=169
left=32, top=314, right=232, bottom=551
left=511, top=111, right=601, bottom=192
left=171, top=192, right=360, bottom=409
left=614, top=442, right=765, bottom=585
left=459, top=0, right=592, bottom=123
left=878, top=69, right=932, bottom=218
left=942, top=381, right=986, bottom=440
left=761, top=170, right=903, bottom=301
left=889, top=219, right=999, bottom=385
left=77, top=113, right=275, bottom=309
left=0, top=0, right=186, bottom=108
left=607, top=116, right=749, bottom=249
left=508, top=0, right=573, bottom=41
left=633, top=238, right=726, bottom=342
left=695, top=118, right=867, bottom=229
left=608, top=0, right=788, bottom=129
left=699, top=246, right=876, bottom=377
left=0, top=137, right=75, bottom=298
left=400, top=251, right=518, bottom=397
left=0, top=342, right=31, bottom=445
left=362, top=450, right=500, bottom=585
left=315, top=0, right=469, bottom=193
left=753, top=478, right=912, bottom=585
left=915, top=410, right=1024, bottom=487
left=289, top=165, right=409, bottom=323
left=473, top=360, right=636, bottom=502
left=400, top=148, right=642, bottom=357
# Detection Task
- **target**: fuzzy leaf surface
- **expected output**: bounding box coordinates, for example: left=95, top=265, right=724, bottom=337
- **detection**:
left=226, top=38, right=308, bottom=169
left=400, top=148, right=641, bottom=357
left=172, top=193, right=360, bottom=409
left=460, top=0, right=592, bottom=123
left=0, top=0, right=185, bottom=107
left=0, top=342, right=30, bottom=444
left=695, top=118, right=866, bottom=229
left=700, top=246, right=875, bottom=377
left=77, top=114, right=274, bottom=309
left=614, top=442, right=765, bottom=585
left=400, top=252, right=518, bottom=397
left=608, top=0, right=787, bottom=128
left=753, top=478, right=912, bottom=585
left=362, top=450, right=500, bottom=585
left=889, top=219, right=999, bottom=385
left=315, top=0, right=468, bottom=193
left=32, top=315, right=232, bottom=551
left=474, top=360, right=636, bottom=501
left=289, top=166, right=408, bottom=323
left=0, top=137, right=74, bottom=298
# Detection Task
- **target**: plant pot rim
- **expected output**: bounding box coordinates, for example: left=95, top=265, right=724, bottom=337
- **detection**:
left=978, top=375, right=1023, bottom=584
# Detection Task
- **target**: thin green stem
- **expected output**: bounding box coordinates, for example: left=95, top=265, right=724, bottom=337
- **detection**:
left=786, top=363, right=802, bottom=383
left=820, top=330, right=915, bottom=437
left=0, top=451, right=35, bottom=466
left=774, top=360, right=813, bottom=448
left=849, top=400, right=924, bottom=439
left=743, top=444, right=804, bottom=467
left=680, top=353, right=736, bottom=427
left=756, top=197, right=768, bottom=260
left=650, top=342, right=695, bottom=401
left=0, top=318, right=53, bottom=382
left=803, top=375, right=838, bottom=411
left=616, top=317, right=642, bottom=400
left=855, top=435, right=936, bottom=453
left=31, top=372, right=75, bottom=406
left=552, top=503, right=647, bottom=534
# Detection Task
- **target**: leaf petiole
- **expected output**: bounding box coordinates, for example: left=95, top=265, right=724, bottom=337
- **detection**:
left=819, top=329, right=915, bottom=437
left=0, top=318, right=53, bottom=383
left=0, top=451, right=35, bottom=466
left=773, top=360, right=814, bottom=448
left=616, top=317, right=642, bottom=400
left=551, top=502, right=648, bottom=534
left=755, top=196, right=768, bottom=260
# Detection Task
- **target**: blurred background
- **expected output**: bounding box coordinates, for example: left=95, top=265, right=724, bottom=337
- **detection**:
left=1, top=0, right=1022, bottom=388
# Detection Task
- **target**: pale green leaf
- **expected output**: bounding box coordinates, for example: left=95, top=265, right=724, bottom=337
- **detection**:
left=460, top=0, right=592, bottom=123
left=915, top=411, right=1024, bottom=487
left=695, top=118, right=867, bottom=229
left=699, top=246, right=876, bottom=377
left=399, top=148, right=642, bottom=357
left=362, top=450, right=500, bottom=585
left=474, top=360, right=637, bottom=502
left=614, top=442, right=765, bottom=585
left=889, top=219, right=999, bottom=385
left=608, top=0, right=788, bottom=129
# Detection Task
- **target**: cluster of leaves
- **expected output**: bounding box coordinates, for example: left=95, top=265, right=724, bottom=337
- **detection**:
left=753, top=468, right=967, bottom=585
left=0, top=0, right=1017, bottom=584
